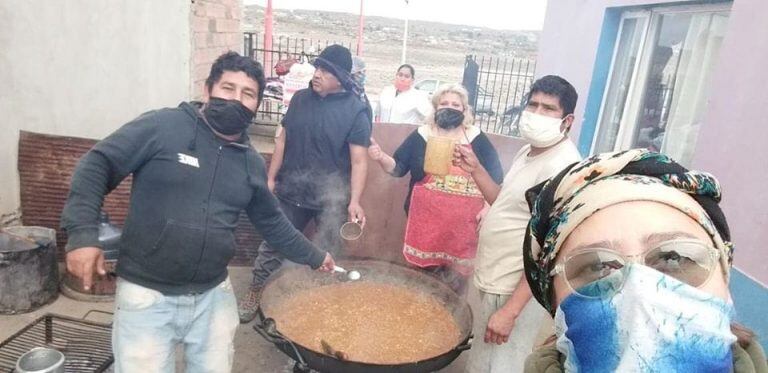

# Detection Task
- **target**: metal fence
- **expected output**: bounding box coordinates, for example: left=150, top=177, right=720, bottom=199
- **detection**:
left=242, top=33, right=536, bottom=135
left=463, top=55, right=536, bottom=137
left=243, top=32, right=354, bottom=124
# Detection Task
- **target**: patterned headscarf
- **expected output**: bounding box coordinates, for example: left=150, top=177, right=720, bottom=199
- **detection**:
left=523, top=149, right=733, bottom=315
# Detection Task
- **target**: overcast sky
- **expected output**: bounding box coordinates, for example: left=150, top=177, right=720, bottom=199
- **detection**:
left=243, top=0, right=548, bottom=30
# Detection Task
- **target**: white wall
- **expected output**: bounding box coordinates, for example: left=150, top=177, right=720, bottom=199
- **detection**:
left=0, top=0, right=192, bottom=221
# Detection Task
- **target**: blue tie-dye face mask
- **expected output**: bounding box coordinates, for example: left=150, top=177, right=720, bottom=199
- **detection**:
left=554, top=264, right=736, bottom=373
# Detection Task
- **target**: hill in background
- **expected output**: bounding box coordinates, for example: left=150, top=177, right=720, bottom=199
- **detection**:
left=244, top=5, right=539, bottom=99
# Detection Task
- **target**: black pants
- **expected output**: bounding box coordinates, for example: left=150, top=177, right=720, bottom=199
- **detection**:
left=250, top=198, right=345, bottom=287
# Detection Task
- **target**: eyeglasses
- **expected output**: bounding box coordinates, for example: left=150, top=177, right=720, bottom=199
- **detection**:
left=549, top=239, right=720, bottom=298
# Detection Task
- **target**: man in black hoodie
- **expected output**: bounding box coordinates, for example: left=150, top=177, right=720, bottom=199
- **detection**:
left=239, top=45, right=372, bottom=323
left=61, top=51, right=335, bottom=372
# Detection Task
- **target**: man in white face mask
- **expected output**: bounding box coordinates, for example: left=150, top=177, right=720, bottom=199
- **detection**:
left=519, top=89, right=573, bottom=153
left=455, top=75, right=583, bottom=373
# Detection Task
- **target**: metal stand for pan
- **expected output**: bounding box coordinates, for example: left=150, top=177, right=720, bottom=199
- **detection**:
left=0, top=310, right=113, bottom=372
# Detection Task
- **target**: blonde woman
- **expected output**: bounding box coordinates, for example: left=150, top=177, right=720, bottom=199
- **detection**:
left=369, top=84, right=503, bottom=292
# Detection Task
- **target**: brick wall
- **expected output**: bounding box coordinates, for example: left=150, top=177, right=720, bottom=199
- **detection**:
left=191, top=0, right=243, bottom=100
left=18, top=131, right=264, bottom=266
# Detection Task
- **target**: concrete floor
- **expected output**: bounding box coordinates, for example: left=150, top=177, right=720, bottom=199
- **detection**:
left=2, top=266, right=522, bottom=372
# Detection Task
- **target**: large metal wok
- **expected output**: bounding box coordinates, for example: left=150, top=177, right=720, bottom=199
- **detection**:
left=253, top=259, right=473, bottom=373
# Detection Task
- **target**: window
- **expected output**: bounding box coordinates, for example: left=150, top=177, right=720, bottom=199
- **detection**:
left=592, top=4, right=730, bottom=165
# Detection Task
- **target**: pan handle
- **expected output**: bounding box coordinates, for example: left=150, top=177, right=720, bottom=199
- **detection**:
left=253, top=317, right=287, bottom=345
left=253, top=310, right=309, bottom=368
left=454, top=333, right=473, bottom=352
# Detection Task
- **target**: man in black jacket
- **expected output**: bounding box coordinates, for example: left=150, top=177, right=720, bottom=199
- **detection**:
left=239, top=45, right=372, bottom=323
left=61, top=51, right=335, bottom=372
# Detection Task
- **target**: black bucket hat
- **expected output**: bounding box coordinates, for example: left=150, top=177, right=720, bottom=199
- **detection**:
left=312, top=44, right=353, bottom=82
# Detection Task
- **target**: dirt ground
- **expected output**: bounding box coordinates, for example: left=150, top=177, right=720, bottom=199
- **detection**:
left=0, top=266, right=474, bottom=372
left=243, top=6, right=539, bottom=105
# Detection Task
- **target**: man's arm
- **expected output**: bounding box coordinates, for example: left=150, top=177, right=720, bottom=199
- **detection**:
left=62, top=114, right=159, bottom=289
left=348, top=144, right=368, bottom=225
left=266, top=128, right=286, bottom=192
left=485, top=276, right=534, bottom=345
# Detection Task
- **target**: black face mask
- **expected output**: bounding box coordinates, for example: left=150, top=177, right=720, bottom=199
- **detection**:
left=435, top=108, right=464, bottom=129
left=203, top=97, right=255, bottom=136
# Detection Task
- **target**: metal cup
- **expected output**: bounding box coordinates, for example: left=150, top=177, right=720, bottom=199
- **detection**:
left=339, top=220, right=363, bottom=241
left=16, top=347, right=65, bottom=373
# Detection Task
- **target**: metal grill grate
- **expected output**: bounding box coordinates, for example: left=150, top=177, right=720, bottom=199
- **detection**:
left=0, top=313, right=113, bottom=372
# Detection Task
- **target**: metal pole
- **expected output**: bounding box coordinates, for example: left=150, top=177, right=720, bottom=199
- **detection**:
left=400, top=0, right=409, bottom=64
left=264, top=0, right=274, bottom=76
left=356, top=0, right=364, bottom=56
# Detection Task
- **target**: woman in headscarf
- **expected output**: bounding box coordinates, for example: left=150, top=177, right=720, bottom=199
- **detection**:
left=351, top=56, right=373, bottom=123
left=521, top=149, right=767, bottom=372
left=368, top=83, right=503, bottom=293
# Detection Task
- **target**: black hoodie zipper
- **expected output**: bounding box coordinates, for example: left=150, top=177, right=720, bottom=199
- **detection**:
left=188, top=139, right=250, bottom=284
left=189, top=144, right=223, bottom=283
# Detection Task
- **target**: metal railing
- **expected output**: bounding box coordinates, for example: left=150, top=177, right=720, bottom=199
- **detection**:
left=463, top=55, right=536, bottom=137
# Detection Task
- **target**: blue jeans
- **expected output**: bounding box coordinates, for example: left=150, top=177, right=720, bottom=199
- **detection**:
left=112, top=277, right=239, bottom=373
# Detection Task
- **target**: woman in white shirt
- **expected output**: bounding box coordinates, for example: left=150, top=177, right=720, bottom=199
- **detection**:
left=377, top=64, right=432, bottom=124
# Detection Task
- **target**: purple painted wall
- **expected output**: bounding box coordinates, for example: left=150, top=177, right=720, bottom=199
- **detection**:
left=691, top=0, right=768, bottom=285
left=537, top=0, right=767, bottom=284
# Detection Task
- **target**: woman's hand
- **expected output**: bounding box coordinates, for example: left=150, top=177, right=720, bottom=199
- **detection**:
left=368, top=137, right=384, bottom=161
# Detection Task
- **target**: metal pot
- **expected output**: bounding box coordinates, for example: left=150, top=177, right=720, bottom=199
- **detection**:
left=254, top=259, right=473, bottom=373
left=0, top=227, right=59, bottom=314
left=61, top=212, right=121, bottom=302
left=15, top=347, right=65, bottom=373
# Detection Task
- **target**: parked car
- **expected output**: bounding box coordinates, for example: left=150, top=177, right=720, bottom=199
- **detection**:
left=414, top=79, right=445, bottom=96
left=415, top=79, right=495, bottom=115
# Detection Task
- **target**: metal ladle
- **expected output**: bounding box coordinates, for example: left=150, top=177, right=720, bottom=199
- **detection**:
left=333, top=265, right=361, bottom=281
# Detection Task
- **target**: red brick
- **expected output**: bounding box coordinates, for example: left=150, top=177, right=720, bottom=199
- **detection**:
left=193, top=50, right=211, bottom=65
left=194, top=64, right=211, bottom=81
left=205, top=3, right=226, bottom=19
left=214, top=19, right=240, bottom=33
left=225, top=3, right=241, bottom=20
left=227, top=33, right=242, bottom=48
left=207, top=47, right=224, bottom=61
left=209, top=35, right=225, bottom=50
left=192, top=16, right=210, bottom=32
left=195, top=32, right=216, bottom=48
left=193, top=80, right=207, bottom=100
